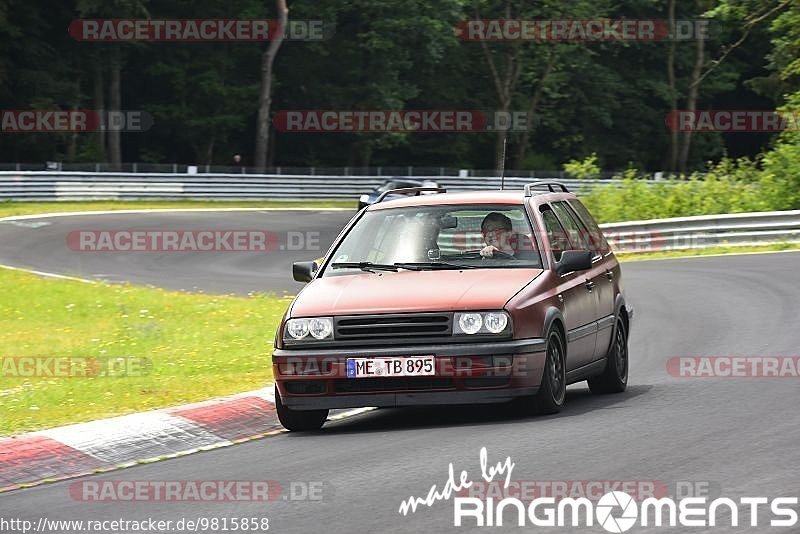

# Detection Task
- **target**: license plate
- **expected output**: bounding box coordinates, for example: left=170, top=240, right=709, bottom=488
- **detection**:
left=346, top=356, right=435, bottom=378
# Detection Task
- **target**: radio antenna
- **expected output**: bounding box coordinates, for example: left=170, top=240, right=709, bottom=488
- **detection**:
left=499, top=134, right=508, bottom=190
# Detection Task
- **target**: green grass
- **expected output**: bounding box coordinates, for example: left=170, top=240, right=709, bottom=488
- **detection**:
left=616, top=242, right=800, bottom=262
left=0, top=200, right=355, bottom=219
left=0, top=268, right=290, bottom=436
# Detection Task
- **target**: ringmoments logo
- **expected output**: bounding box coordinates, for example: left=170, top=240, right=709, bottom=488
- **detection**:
left=398, top=448, right=799, bottom=530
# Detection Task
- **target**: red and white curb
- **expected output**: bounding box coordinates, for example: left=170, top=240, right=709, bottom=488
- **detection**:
left=0, top=387, right=375, bottom=493
left=0, top=387, right=280, bottom=493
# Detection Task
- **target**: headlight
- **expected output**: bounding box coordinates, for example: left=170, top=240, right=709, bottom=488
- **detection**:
left=484, top=312, right=508, bottom=333
left=457, top=313, right=483, bottom=335
left=286, top=319, right=310, bottom=340
left=285, top=317, right=334, bottom=342
left=454, top=311, right=511, bottom=335
left=308, top=317, right=333, bottom=339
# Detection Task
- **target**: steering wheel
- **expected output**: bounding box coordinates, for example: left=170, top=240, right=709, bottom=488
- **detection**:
left=489, top=250, right=514, bottom=259
left=457, top=249, right=514, bottom=260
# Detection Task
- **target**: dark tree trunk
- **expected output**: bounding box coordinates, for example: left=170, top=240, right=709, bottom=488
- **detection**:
left=254, top=0, right=288, bottom=171
left=678, top=29, right=705, bottom=173
left=667, top=0, right=678, bottom=172
left=93, top=64, right=106, bottom=160
left=108, top=47, right=122, bottom=170
left=513, top=53, right=556, bottom=168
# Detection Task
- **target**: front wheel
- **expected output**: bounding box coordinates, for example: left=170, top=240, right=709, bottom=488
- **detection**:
left=275, top=386, right=329, bottom=431
left=588, top=318, right=628, bottom=394
left=531, top=328, right=567, bottom=414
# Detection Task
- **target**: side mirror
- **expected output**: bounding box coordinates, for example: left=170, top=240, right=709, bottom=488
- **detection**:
left=293, top=261, right=318, bottom=283
left=555, top=250, right=593, bottom=276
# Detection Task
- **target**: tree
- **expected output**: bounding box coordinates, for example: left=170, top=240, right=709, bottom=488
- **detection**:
left=76, top=0, right=149, bottom=169
left=254, top=0, right=288, bottom=170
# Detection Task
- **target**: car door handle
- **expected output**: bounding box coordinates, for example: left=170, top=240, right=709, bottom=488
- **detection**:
left=605, top=271, right=614, bottom=281
left=585, top=280, right=596, bottom=291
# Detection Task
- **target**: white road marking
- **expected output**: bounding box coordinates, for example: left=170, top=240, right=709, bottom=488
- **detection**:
left=0, top=220, right=51, bottom=228
left=0, top=207, right=351, bottom=223
left=328, top=407, right=378, bottom=420
left=624, top=248, right=800, bottom=263
left=0, top=264, right=98, bottom=284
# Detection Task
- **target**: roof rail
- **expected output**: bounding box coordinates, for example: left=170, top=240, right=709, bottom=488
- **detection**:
left=523, top=181, right=570, bottom=196
left=375, top=186, right=447, bottom=203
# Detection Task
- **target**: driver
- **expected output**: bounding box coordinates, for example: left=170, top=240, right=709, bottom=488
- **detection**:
left=480, top=212, right=516, bottom=258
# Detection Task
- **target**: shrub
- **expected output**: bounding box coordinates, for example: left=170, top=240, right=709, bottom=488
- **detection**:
left=563, top=153, right=601, bottom=180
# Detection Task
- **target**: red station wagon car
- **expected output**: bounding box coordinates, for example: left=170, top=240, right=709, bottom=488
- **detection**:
left=272, top=182, right=632, bottom=431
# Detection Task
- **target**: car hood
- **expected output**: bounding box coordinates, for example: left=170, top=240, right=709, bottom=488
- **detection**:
left=289, top=268, right=542, bottom=316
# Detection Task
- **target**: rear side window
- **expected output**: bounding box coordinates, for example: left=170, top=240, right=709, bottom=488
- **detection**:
left=567, top=200, right=610, bottom=256
left=551, top=202, right=591, bottom=252
left=540, top=207, right=569, bottom=262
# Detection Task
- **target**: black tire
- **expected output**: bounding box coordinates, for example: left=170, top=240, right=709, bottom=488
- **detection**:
left=275, top=386, right=329, bottom=431
left=531, top=328, right=567, bottom=414
left=588, top=318, right=628, bottom=394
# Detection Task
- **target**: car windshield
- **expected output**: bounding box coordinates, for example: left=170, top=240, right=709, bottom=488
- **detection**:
left=322, top=204, right=542, bottom=275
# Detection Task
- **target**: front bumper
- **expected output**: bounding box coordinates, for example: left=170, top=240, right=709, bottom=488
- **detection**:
left=282, top=387, right=540, bottom=410
left=273, top=338, right=546, bottom=410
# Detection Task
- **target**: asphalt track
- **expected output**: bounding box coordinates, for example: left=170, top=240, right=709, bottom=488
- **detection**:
left=0, top=210, right=356, bottom=294
left=1, top=210, right=799, bottom=533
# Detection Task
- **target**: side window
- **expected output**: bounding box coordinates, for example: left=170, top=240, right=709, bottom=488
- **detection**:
left=552, top=202, right=591, bottom=252
left=540, top=207, right=568, bottom=262
left=568, top=200, right=610, bottom=255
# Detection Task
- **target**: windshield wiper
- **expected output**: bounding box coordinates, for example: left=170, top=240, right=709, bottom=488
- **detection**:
left=392, top=262, right=478, bottom=270
left=330, top=261, right=477, bottom=273
left=330, top=261, right=399, bottom=273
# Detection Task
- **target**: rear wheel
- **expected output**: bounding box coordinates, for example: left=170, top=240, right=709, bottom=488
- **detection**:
left=588, top=318, right=628, bottom=394
left=275, top=386, right=329, bottom=431
left=530, top=328, right=567, bottom=414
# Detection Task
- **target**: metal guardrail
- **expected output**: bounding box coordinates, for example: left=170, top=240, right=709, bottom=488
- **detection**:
left=0, top=172, right=619, bottom=200
left=1, top=171, right=796, bottom=252
left=600, top=211, right=800, bottom=252
left=0, top=163, right=630, bottom=179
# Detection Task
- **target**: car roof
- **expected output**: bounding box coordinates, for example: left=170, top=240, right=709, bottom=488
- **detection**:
left=368, top=190, right=577, bottom=210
